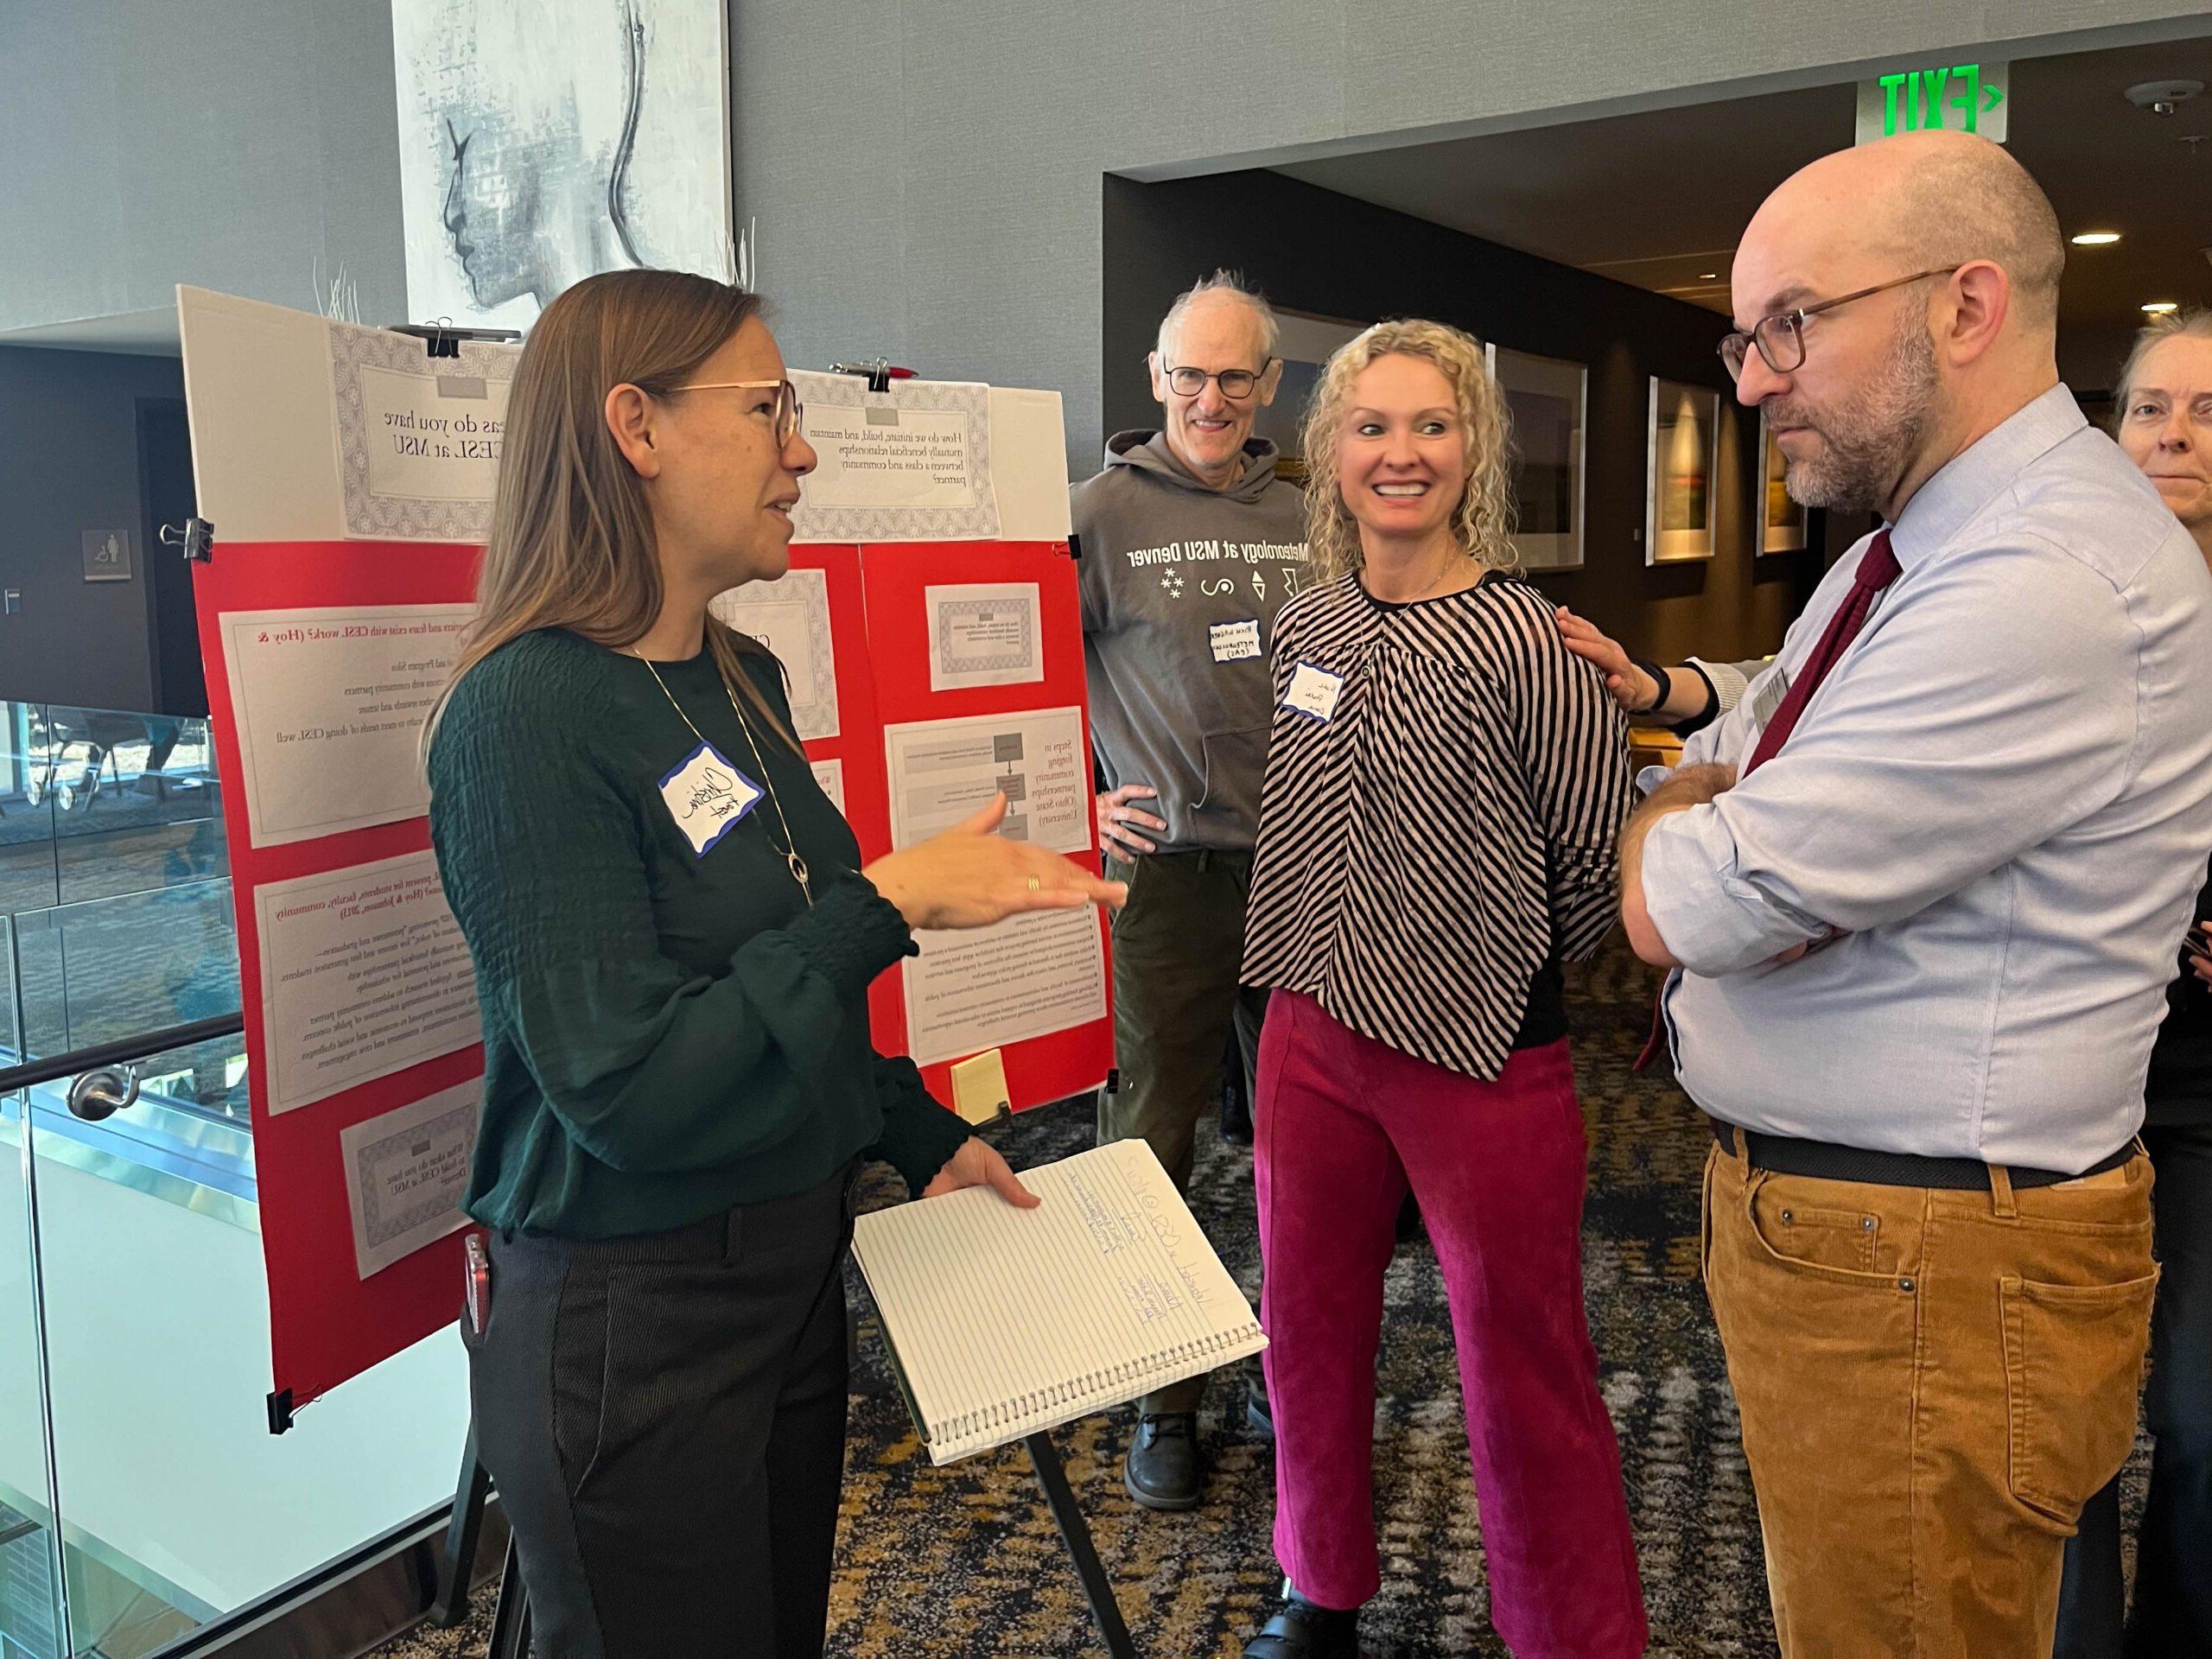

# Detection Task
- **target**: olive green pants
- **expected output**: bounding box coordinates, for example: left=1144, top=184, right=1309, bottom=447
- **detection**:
left=1098, top=849, right=1269, bottom=1414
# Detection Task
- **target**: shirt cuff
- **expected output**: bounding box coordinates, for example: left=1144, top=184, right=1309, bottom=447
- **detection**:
left=781, top=874, right=917, bottom=1001
left=1639, top=805, right=1826, bottom=976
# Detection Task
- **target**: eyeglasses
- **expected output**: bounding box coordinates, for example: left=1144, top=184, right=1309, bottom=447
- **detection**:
left=669, top=378, right=805, bottom=446
left=1162, top=360, right=1278, bottom=400
left=1718, top=269, right=1955, bottom=381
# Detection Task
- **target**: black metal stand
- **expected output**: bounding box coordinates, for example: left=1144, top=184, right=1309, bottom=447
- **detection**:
left=434, top=1432, right=532, bottom=1654
left=435, top=1424, right=1129, bottom=1656
left=485, top=1532, right=532, bottom=1659
left=429, top=1429, right=492, bottom=1626
left=1025, top=1431, right=1137, bottom=1658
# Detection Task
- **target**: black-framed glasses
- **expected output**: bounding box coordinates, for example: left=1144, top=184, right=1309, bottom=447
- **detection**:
left=1718, top=269, right=1955, bottom=380
left=1163, top=360, right=1277, bottom=399
left=670, top=377, right=804, bottom=446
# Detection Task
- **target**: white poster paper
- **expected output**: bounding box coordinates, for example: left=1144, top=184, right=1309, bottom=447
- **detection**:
left=329, top=321, right=517, bottom=539
left=808, top=405, right=980, bottom=512
left=786, top=373, right=1001, bottom=542
left=709, top=569, right=839, bottom=740
left=809, top=758, right=847, bottom=815
left=220, top=605, right=473, bottom=849
left=883, top=707, right=1089, bottom=855
left=337, top=1080, right=480, bottom=1279
left=926, top=582, right=1045, bottom=693
left=903, top=907, right=1107, bottom=1066
left=257, top=852, right=481, bottom=1116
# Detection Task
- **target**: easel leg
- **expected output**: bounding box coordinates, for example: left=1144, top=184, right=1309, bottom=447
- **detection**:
left=486, top=1530, right=531, bottom=1659
left=430, top=1427, right=493, bottom=1626
left=1025, top=1431, right=1137, bottom=1657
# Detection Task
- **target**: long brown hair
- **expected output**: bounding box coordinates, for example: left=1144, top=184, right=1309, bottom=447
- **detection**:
left=424, top=268, right=791, bottom=753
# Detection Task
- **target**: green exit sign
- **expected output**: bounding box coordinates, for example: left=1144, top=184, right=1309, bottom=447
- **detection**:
left=1854, top=60, right=2009, bottom=145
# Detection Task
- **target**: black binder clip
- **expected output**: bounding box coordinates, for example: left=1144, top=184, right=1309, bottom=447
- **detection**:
left=161, top=517, right=215, bottom=563
left=830, top=357, right=905, bottom=394
left=387, top=319, right=523, bottom=359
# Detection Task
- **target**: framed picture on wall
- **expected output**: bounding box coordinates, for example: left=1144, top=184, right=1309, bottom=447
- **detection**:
left=1485, top=344, right=1586, bottom=570
left=1645, top=378, right=1720, bottom=564
left=1252, top=310, right=1367, bottom=474
left=1757, top=406, right=1808, bottom=553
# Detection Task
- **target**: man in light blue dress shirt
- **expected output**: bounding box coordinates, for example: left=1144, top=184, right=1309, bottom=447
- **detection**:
left=1620, top=131, right=2212, bottom=1656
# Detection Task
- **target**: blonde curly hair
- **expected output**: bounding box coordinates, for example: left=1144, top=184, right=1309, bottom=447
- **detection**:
left=1299, top=319, right=1516, bottom=585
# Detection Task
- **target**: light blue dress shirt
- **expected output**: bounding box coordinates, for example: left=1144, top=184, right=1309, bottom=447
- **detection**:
left=1642, top=385, right=2212, bottom=1171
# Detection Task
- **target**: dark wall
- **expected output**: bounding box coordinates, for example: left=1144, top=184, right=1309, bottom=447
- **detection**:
left=0, top=347, right=194, bottom=713
left=1103, top=169, right=1853, bottom=666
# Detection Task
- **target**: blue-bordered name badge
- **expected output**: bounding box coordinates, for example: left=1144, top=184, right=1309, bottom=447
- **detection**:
left=1282, top=661, right=1345, bottom=722
left=658, top=741, right=765, bottom=857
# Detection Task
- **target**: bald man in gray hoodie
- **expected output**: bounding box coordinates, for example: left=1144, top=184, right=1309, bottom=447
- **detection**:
left=1078, top=271, right=1311, bottom=1510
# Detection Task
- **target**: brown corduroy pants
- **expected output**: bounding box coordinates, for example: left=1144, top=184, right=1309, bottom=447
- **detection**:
left=1703, top=1136, right=2157, bottom=1657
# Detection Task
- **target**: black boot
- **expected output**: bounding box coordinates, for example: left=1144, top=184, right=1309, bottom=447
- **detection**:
left=1243, top=1361, right=1275, bottom=1442
left=1220, top=1064, right=1254, bottom=1146
left=1123, top=1413, right=1204, bottom=1510
left=1243, top=1585, right=1361, bottom=1657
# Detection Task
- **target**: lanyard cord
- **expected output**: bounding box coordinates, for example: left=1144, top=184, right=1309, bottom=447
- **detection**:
left=630, top=647, right=814, bottom=906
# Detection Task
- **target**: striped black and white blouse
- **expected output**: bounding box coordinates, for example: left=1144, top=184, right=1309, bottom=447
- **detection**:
left=1241, top=570, right=1632, bottom=1081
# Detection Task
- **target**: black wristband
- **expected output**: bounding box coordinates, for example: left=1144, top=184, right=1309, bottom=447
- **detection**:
left=1630, top=658, right=1670, bottom=716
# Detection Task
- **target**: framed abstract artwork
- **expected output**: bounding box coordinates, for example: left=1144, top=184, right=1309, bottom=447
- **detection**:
left=1486, top=344, right=1586, bottom=570
left=1646, top=378, right=1720, bottom=563
left=1758, top=405, right=1809, bottom=552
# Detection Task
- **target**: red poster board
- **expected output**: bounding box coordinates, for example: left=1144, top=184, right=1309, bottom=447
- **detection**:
left=849, top=541, right=1111, bottom=1110
left=188, top=538, right=485, bottom=1421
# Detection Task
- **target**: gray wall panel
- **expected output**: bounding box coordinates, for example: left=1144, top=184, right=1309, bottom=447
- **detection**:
left=6, top=0, right=2208, bottom=471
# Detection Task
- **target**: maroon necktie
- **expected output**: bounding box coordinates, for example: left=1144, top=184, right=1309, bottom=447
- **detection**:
left=1741, top=528, right=1902, bottom=776
left=1630, top=527, right=1900, bottom=1071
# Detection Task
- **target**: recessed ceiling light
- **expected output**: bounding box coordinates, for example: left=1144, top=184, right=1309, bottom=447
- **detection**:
left=2144, top=301, right=2181, bottom=315
left=2070, top=231, right=2122, bottom=246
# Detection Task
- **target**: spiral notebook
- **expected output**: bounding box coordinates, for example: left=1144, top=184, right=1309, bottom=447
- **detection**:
left=850, top=1139, right=1267, bottom=1465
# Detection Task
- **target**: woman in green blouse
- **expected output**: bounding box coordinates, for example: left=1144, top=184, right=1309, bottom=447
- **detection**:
left=425, top=269, right=1122, bottom=1658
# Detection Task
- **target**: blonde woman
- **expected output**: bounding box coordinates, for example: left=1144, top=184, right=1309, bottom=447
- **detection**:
left=1239, top=321, right=1645, bottom=1658
left=424, top=270, right=1122, bottom=1657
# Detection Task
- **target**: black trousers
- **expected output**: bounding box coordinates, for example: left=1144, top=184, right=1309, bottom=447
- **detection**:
left=465, top=1163, right=860, bottom=1658
left=2054, top=1121, right=2212, bottom=1657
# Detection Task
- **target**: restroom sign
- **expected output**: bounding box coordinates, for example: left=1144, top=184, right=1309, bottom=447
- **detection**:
left=1855, top=61, right=2008, bottom=146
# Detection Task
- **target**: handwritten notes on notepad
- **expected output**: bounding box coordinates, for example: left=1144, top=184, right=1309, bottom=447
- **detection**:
left=849, top=1139, right=1265, bottom=1464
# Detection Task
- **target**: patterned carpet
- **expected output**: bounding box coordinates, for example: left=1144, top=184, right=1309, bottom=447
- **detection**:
left=370, top=942, right=2147, bottom=1658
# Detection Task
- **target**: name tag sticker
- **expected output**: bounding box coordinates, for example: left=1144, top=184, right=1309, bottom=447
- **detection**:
left=1283, top=661, right=1345, bottom=722
left=1210, top=619, right=1262, bottom=664
left=658, top=741, right=764, bottom=857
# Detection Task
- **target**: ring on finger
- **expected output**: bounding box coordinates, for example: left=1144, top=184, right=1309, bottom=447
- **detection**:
left=1026, top=875, right=1041, bottom=893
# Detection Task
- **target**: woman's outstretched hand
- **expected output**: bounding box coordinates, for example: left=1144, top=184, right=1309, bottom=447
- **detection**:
left=865, top=794, right=1126, bottom=931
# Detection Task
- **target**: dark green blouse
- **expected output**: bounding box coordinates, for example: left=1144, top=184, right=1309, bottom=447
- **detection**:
left=428, top=627, right=969, bottom=1239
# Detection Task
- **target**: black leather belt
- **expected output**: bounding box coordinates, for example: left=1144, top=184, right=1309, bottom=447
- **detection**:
left=1707, top=1116, right=2136, bottom=1191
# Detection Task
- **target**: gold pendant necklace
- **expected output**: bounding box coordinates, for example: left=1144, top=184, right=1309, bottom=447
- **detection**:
left=630, top=646, right=814, bottom=906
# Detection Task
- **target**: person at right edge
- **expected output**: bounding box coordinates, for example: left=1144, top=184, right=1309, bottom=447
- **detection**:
left=1074, top=270, right=1311, bottom=1510
left=1570, top=307, right=2212, bottom=1656
left=1621, top=131, right=2212, bottom=1656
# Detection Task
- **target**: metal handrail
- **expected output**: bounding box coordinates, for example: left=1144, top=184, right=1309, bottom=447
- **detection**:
left=0, top=1013, right=246, bottom=1096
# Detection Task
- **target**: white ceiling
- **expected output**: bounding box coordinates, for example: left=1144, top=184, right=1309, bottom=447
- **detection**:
left=1277, top=34, right=2212, bottom=391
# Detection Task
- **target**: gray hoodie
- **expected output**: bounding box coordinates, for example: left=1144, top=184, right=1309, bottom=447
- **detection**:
left=1073, top=430, right=1311, bottom=853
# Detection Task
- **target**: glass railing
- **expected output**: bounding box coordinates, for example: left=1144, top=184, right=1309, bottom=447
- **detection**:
left=1, top=702, right=226, bottom=923
left=0, top=707, right=473, bottom=1659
